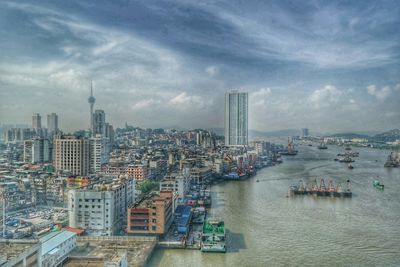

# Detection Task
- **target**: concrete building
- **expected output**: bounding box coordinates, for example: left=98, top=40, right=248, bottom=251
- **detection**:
left=0, top=239, right=42, bottom=267
left=301, top=128, right=309, bottom=138
left=47, top=113, right=59, bottom=135
left=127, top=191, right=173, bottom=235
left=3, top=128, right=33, bottom=144
left=68, top=178, right=135, bottom=236
left=53, top=136, right=90, bottom=176
left=40, top=230, right=77, bottom=267
left=32, top=113, right=41, bottom=130
left=89, top=136, right=110, bottom=174
left=24, top=138, right=50, bottom=164
left=224, top=91, right=248, bottom=146
left=160, top=173, right=189, bottom=201
left=93, top=110, right=106, bottom=136
left=127, top=164, right=149, bottom=181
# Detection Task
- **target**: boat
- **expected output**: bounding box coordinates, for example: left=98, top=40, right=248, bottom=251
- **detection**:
left=317, top=142, right=327, bottom=149
left=256, top=179, right=259, bottom=182
left=334, top=158, right=339, bottom=161
left=280, top=138, right=298, bottom=156
left=339, top=156, right=355, bottom=163
left=345, top=146, right=351, bottom=151
left=201, top=219, right=226, bottom=253
left=348, top=164, right=354, bottom=169
left=373, top=180, right=384, bottom=190
left=384, top=152, right=400, bottom=168
left=288, top=179, right=352, bottom=198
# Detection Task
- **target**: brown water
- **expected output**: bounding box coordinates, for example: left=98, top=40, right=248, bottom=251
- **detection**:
left=147, top=145, right=400, bottom=267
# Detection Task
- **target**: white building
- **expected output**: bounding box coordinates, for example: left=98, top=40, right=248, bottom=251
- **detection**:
left=68, top=178, right=135, bottom=236
left=89, top=135, right=110, bottom=174
left=23, top=138, right=50, bottom=164
left=224, top=91, right=248, bottom=146
left=160, top=173, right=190, bottom=202
left=47, top=113, right=59, bottom=135
left=40, top=230, right=77, bottom=267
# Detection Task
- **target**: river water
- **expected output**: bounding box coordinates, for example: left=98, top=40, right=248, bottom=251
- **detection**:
left=147, top=145, right=400, bottom=267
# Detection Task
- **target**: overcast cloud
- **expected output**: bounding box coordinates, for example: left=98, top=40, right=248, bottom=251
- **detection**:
left=0, top=0, right=399, bottom=133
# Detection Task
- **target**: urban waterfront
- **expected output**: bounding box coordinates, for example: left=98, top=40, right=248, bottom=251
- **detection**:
left=148, top=144, right=400, bottom=267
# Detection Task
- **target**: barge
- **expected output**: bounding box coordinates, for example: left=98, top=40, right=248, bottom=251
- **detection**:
left=289, top=179, right=352, bottom=198
left=201, top=219, right=226, bottom=253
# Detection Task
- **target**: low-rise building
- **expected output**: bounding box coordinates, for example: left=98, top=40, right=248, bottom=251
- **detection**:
left=0, top=239, right=42, bottom=267
left=40, top=230, right=77, bottom=267
left=127, top=164, right=149, bottom=181
left=126, top=191, right=173, bottom=235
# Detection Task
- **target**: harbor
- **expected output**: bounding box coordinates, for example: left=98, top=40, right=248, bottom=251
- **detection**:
left=147, top=144, right=400, bottom=267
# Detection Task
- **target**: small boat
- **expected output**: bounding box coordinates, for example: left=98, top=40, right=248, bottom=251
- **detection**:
left=256, top=179, right=259, bottom=182
left=334, top=158, right=339, bottom=161
left=348, top=164, right=354, bottom=169
left=373, top=180, right=384, bottom=190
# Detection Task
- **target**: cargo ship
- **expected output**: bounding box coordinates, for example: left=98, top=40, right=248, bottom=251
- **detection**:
left=289, top=179, right=352, bottom=198
left=280, top=138, right=298, bottom=156
left=201, top=219, right=226, bottom=253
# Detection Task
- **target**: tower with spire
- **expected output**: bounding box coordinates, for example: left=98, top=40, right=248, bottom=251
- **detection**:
left=88, top=80, right=96, bottom=136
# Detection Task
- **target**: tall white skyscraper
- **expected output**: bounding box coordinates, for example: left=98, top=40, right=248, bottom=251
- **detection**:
left=47, top=113, right=59, bottom=134
left=224, top=91, right=248, bottom=146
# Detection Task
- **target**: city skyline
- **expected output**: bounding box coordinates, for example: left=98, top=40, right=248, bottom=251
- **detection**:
left=0, top=1, right=400, bottom=133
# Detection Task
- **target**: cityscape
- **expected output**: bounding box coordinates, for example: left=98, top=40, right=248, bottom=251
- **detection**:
left=1, top=1, right=400, bottom=267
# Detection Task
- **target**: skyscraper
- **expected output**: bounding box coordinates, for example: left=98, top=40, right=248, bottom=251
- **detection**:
left=32, top=113, right=41, bottom=130
left=88, top=81, right=96, bottom=135
left=224, top=91, right=248, bottom=146
left=47, top=113, right=58, bottom=134
left=53, top=136, right=90, bottom=175
left=93, top=110, right=106, bottom=136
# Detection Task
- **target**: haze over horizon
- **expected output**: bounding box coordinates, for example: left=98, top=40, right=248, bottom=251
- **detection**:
left=0, top=1, right=399, bottom=133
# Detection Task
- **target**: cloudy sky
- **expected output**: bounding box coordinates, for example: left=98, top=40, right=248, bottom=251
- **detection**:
left=0, top=0, right=399, bottom=133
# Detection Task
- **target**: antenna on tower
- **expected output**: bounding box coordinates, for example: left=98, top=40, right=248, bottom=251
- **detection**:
left=91, top=80, right=93, bottom=96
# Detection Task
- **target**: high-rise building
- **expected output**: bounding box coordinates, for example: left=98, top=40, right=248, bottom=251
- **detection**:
left=89, top=135, right=110, bottom=174
left=32, top=113, right=41, bottom=130
left=301, top=128, right=309, bottom=138
left=88, top=81, right=96, bottom=135
left=24, top=138, right=50, bottom=163
left=47, top=113, right=59, bottom=135
left=53, top=136, right=90, bottom=176
left=105, top=123, right=115, bottom=145
left=93, top=110, right=106, bottom=136
left=224, top=91, right=248, bottom=146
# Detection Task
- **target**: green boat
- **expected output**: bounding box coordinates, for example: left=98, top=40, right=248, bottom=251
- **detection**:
left=373, top=180, right=384, bottom=190
left=201, top=219, right=226, bottom=253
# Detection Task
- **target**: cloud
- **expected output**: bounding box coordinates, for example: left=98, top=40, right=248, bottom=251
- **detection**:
left=309, top=85, right=343, bottom=106
left=205, top=66, right=219, bottom=77
left=250, top=88, right=272, bottom=107
left=367, top=85, right=391, bottom=101
left=395, top=83, right=400, bottom=91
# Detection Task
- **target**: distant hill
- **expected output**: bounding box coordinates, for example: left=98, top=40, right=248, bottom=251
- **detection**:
left=370, top=129, right=400, bottom=142
left=329, top=133, right=370, bottom=139
left=207, top=128, right=301, bottom=138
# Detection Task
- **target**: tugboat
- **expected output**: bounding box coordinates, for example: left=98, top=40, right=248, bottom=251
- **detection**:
left=373, top=180, right=384, bottom=190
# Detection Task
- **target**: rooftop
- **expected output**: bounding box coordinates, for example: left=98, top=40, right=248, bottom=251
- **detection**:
left=40, top=230, right=77, bottom=256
